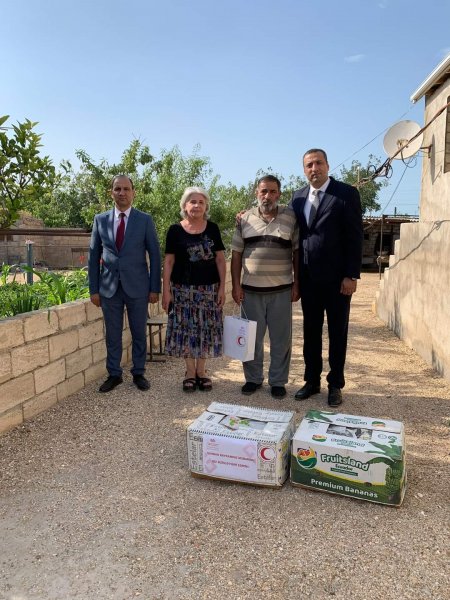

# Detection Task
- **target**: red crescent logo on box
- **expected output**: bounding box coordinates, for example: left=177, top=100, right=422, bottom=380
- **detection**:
left=259, top=446, right=276, bottom=461
left=237, top=336, right=246, bottom=346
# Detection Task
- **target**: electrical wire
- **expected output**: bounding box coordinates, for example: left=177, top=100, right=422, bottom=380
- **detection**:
left=355, top=100, right=450, bottom=190
left=330, top=105, right=415, bottom=172
left=378, top=162, right=410, bottom=215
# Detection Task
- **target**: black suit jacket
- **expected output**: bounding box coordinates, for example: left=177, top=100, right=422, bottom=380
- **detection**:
left=290, top=177, right=363, bottom=283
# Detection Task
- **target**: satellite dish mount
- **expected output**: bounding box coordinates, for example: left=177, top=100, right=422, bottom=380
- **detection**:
left=383, top=120, right=430, bottom=160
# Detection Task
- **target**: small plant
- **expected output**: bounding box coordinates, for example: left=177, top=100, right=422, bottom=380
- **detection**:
left=5, top=285, right=42, bottom=316
left=23, top=267, right=90, bottom=304
left=0, top=263, right=19, bottom=286
left=0, top=268, right=90, bottom=318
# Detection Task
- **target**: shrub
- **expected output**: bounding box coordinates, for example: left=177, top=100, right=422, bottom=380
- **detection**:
left=0, top=268, right=90, bottom=318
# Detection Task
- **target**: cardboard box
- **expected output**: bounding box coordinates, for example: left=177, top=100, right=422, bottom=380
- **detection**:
left=290, top=410, right=406, bottom=506
left=187, top=402, right=295, bottom=488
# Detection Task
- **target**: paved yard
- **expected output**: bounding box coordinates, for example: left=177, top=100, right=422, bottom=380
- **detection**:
left=0, top=273, right=449, bottom=600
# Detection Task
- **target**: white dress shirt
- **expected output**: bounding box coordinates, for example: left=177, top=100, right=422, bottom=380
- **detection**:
left=113, top=206, right=131, bottom=238
left=304, top=177, right=330, bottom=223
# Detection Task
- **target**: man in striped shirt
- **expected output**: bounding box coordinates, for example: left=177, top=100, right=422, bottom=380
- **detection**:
left=231, top=175, right=299, bottom=399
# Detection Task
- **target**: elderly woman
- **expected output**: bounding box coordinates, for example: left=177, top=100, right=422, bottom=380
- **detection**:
left=162, top=187, right=226, bottom=392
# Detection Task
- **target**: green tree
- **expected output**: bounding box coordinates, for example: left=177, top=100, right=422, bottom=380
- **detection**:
left=338, top=155, right=388, bottom=214
left=0, top=115, right=56, bottom=228
left=76, top=138, right=155, bottom=225
left=208, top=180, right=254, bottom=250
left=138, top=145, right=214, bottom=245
left=35, top=141, right=216, bottom=251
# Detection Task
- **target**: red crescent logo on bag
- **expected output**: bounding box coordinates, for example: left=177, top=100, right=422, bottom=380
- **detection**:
left=237, top=336, right=246, bottom=346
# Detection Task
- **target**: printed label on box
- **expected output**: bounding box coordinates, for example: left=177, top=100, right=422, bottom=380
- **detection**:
left=202, top=434, right=258, bottom=482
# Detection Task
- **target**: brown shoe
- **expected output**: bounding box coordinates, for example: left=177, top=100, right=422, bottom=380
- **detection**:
left=196, top=375, right=212, bottom=391
left=182, top=377, right=197, bottom=393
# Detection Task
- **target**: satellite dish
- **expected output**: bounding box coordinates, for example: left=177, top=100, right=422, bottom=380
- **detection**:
left=383, top=120, right=424, bottom=159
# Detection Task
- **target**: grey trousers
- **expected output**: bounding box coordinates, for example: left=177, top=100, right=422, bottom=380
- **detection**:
left=242, top=288, right=292, bottom=387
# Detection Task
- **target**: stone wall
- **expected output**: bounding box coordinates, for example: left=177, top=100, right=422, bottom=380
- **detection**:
left=0, top=267, right=233, bottom=434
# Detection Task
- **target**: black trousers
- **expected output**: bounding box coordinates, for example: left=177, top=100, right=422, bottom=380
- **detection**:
left=300, top=271, right=351, bottom=389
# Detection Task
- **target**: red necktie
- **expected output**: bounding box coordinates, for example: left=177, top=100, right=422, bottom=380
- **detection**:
left=116, top=213, right=125, bottom=251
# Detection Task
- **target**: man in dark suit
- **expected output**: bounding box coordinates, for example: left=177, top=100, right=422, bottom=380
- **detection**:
left=88, top=175, right=161, bottom=392
left=290, top=149, right=363, bottom=406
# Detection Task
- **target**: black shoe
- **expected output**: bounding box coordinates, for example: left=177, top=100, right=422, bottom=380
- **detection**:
left=99, top=375, right=123, bottom=393
left=328, top=387, right=343, bottom=407
left=133, top=374, right=150, bottom=391
left=294, top=382, right=320, bottom=400
left=241, top=382, right=262, bottom=395
left=271, top=386, right=286, bottom=398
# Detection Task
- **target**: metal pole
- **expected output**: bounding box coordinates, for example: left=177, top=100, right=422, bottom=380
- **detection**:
left=378, top=215, right=384, bottom=280
left=26, top=240, right=34, bottom=285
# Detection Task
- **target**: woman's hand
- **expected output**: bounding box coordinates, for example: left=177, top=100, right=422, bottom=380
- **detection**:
left=217, top=285, right=226, bottom=308
left=162, top=290, right=173, bottom=312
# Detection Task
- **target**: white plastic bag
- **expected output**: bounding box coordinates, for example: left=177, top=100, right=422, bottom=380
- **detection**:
left=223, top=314, right=257, bottom=362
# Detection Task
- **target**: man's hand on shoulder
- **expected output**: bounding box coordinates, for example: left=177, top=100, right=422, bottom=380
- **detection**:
left=235, top=210, right=246, bottom=226
left=90, top=293, right=101, bottom=307
left=149, top=292, right=159, bottom=304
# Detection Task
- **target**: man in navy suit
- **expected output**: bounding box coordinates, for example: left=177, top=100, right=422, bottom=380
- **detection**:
left=290, top=149, right=363, bottom=406
left=88, top=175, right=161, bottom=392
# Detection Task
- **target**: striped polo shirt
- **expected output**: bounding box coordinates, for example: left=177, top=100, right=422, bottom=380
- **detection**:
left=231, top=205, right=299, bottom=292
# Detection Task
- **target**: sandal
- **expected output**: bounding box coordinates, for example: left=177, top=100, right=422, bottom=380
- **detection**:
left=182, top=377, right=197, bottom=393
left=196, top=375, right=212, bottom=392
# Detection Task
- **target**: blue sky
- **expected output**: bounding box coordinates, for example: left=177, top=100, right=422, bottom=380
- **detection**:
left=2, top=0, right=450, bottom=216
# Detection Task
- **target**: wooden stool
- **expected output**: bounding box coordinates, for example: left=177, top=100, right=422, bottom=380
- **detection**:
left=147, top=315, right=168, bottom=362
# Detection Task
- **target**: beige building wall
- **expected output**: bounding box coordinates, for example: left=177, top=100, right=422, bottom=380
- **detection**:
left=375, top=221, right=450, bottom=380
left=419, top=77, right=450, bottom=221
left=375, top=71, right=450, bottom=382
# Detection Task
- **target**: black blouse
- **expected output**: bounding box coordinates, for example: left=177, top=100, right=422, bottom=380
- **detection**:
left=165, top=221, right=225, bottom=286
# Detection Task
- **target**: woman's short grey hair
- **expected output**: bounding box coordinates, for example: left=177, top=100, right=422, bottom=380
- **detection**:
left=179, top=187, right=210, bottom=219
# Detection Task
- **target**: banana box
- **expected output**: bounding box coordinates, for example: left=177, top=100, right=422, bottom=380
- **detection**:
left=290, top=410, right=406, bottom=506
left=187, top=402, right=295, bottom=488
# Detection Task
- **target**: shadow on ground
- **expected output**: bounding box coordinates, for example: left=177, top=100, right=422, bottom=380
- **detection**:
left=0, top=274, right=449, bottom=600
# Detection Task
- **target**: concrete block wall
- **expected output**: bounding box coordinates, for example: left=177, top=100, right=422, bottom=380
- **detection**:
left=0, top=265, right=233, bottom=435
left=0, top=237, right=90, bottom=269
left=0, top=300, right=109, bottom=434
left=374, top=221, right=450, bottom=382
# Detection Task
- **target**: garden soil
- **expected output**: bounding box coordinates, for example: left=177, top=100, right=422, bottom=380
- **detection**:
left=0, top=273, right=449, bottom=600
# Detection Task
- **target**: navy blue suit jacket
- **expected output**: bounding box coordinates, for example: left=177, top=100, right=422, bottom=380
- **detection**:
left=88, top=207, right=161, bottom=298
left=290, top=177, right=363, bottom=283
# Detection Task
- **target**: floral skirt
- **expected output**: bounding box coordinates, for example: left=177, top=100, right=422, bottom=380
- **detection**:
left=165, top=283, right=223, bottom=358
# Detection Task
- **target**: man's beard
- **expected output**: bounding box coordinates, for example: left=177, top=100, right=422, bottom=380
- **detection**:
left=259, top=201, right=277, bottom=214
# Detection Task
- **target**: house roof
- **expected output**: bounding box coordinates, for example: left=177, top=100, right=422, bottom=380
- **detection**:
left=410, top=53, right=450, bottom=102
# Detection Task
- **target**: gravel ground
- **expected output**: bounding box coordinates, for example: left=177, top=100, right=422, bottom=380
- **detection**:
left=0, top=273, right=449, bottom=600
